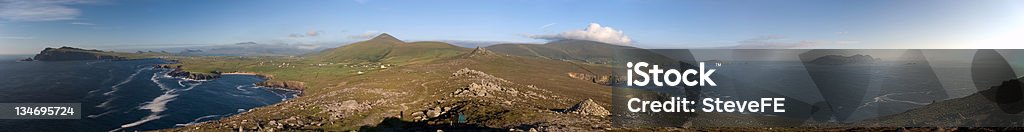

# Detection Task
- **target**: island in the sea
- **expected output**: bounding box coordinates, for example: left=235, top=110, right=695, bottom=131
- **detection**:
left=32, top=47, right=127, bottom=61
left=808, top=54, right=881, bottom=65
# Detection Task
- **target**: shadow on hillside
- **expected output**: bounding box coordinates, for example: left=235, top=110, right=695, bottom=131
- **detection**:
left=357, top=117, right=505, bottom=132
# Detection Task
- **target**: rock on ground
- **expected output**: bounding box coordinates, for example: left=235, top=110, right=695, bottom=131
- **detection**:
left=563, top=99, right=610, bottom=116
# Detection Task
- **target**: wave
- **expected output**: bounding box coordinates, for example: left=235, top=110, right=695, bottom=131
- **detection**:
left=150, top=70, right=175, bottom=90
left=174, top=114, right=224, bottom=127
left=87, top=110, right=118, bottom=118
left=96, top=97, right=117, bottom=108
left=174, top=108, right=249, bottom=127
left=116, top=69, right=184, bottom=130
left=116, top=90, right=177, bottom=130
left=181, top=81, right=201, bottom=91
left=103, top=67, right=150, bottom=96
left=97, top=69, right=116, bottom=91
left=262, top=87, right=291, bottom=101
left=177, top=80, right=187, bottom=87
left=95, top=67, right=152, bottom=109
left=113, top=114, right=164, bottom=132
left=236, top=85, right=250, bottom=92
left=857, top=91, right=932, bottom=109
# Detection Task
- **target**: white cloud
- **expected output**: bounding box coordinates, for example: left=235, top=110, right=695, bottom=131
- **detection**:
left=539, top=23, right=556, bottom=30
left=528, top=23, right=633, bottom=45
left=347, top=31, right=381, bottom=39
left=70, top=22, right=93, bottom=25
left=306, top=30, right=320, bottom=37
left=0, top=0, right=99, bottom=21
left=288, top=30, right=322, bottom=38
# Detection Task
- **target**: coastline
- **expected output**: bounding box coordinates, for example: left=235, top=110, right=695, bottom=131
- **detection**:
left=223, top=72, right=306, bottom=92
left=153, top=64, right=306, bottom=92
left=222, top=72, right=274, bottom=79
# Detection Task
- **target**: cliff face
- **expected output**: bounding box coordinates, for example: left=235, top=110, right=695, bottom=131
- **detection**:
left=33, top=47, right=126, bottom=61
left=256, top=81, right=306, bottom=91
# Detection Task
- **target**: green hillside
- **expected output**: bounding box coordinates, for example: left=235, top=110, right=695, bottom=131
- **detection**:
left=311, top=33, right=470, bottom=65
left=311, top=33, right=404, bottom=62
left=486, top=39, right=637, bottom=64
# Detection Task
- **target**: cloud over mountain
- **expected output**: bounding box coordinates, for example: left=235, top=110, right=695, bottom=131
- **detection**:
left=528, top=23, right=633, bottom=45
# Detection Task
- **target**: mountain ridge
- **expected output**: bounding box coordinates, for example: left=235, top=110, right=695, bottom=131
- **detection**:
left=486, top=39, right=638, bottom=64
left=310, top=33, right=469, bottom=65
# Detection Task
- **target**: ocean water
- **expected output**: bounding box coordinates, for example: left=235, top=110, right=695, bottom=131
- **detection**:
left=706, top=61, right=979, bottom=122
left=0, top=56, right=298, bottom=131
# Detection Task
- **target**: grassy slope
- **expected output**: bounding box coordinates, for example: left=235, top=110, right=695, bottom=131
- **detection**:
left=163, top=38, right=617, bottom=131
left=166, top=34, right=468, bottom=93
left=487, top=39, right=634, bottom=64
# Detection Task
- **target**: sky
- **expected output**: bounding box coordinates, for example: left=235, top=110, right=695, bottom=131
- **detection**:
left=1, top=0, right=1024, bottom=54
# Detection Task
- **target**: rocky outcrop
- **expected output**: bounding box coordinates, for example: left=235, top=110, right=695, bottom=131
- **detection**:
left=154, top=64, right=305, bottom=91
left=459, top=46, right=494, bottom=58
left=808, top=54, right=880, bottom=65
left=452, top=68, right=503, bottom=81
left=256, top=80, right=306, bottom=91
left=470, top=46, right=492, bottom=55
left=563, top=99, right=610, bottom=116
left=168, top=70, right=221, bottom=80
left=454, top=82, right=506, bottom=97
left=323, top=100, right=371, bottom=119
left=566, top=72, right=613, bottom=86
left=155, top=64, right=221, bottom=80
left=451, top=68, right=518, bottom=97
left=33, top=47, right=126, bottom=61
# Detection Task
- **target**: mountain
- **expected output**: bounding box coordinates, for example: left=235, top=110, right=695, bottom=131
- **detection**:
left=486, top=39, right=637, bottom=64
left=438, top=40, right=512, bottom=48
left=310, top=33, right=469, bottom=65
left=32, top=47, right=127, bottom=61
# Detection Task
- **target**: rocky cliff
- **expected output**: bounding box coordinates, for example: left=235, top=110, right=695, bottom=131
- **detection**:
left=255, top=80, right=306, bottom=91
left=33, top=47, right=126, bottom=61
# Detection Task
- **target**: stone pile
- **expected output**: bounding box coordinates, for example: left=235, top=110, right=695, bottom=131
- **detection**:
left=563, top=99, right=610, bottom=116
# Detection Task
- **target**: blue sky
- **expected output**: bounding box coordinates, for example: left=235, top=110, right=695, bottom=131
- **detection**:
left=1, top=0, right=1023, bottom=54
